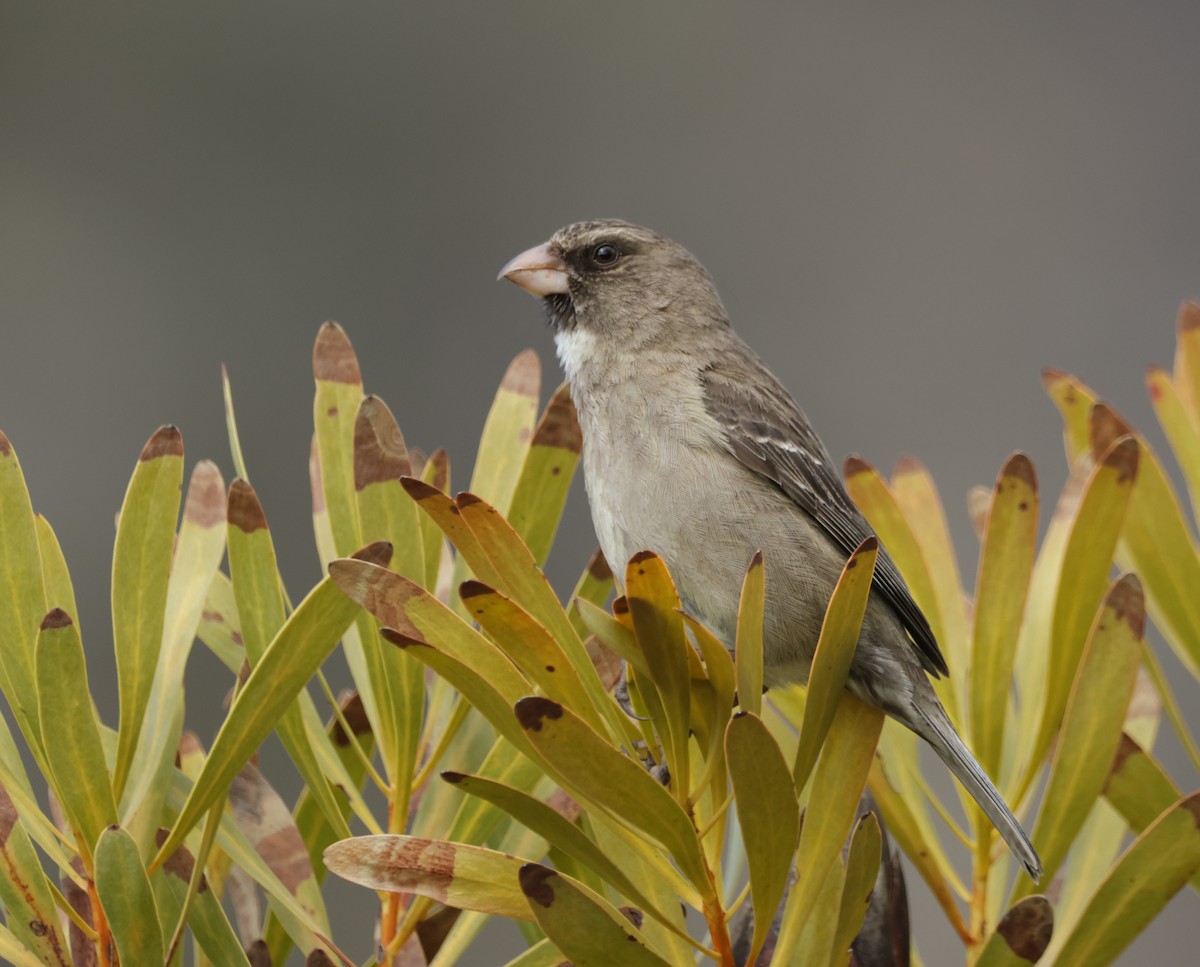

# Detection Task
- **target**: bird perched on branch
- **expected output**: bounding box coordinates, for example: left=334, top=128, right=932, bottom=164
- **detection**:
left=500, top=219, right=1041, bottom=880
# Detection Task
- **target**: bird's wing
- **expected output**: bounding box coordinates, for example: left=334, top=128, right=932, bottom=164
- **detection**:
left=700, top=358, right=948, bottom=677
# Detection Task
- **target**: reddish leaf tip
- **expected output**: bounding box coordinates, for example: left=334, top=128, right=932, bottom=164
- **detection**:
left=351, top=540, right=393, bottom=567
left=531, top=384, right=582, bottom=454
left=400, top=475, right=441, bottom=501
left=892, top=455, right=925, bottom=477
left=458, top=580, right=492, bottom=601
left=1181, top=791, right=1200, bottom=829
left=39, top=608, right=73, bottom=631
left=843, top=454, right=874, bottom=477
left=456, top=491, right=483, bottom=508
left=1179, top=300, right=1200, bottom=333
left=0, top=429, right=11, bottom=456
left=140, top=425, right=183, bottom=461
left=1001, top=452, right=1037, bottom=490
left=747, top=549, right=764, bottom=569
left=313, top=322, right=362, bottom=384
left=331, top=693, right=371, bottom=745
left=502, top=349, right=541, bottom=398
left=441, top=771, right=467, bottom=784
left=1089, top=403, right=1135, bottom=459
left=611, top=596, right=629, bottom=615
left=228, top=478, right=269, bottom=532
left=515, top=696, right=564, bottom=732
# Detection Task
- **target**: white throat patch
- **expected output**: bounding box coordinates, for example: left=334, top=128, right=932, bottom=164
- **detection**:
left=553, top=326, right=597, bottom=382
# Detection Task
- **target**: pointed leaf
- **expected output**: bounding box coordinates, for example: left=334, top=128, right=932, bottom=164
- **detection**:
left=569, top=550, right=615, bottom=639
left=792, top=537, right=878, bottom=792
left=735, top=550, right=766, bottom=717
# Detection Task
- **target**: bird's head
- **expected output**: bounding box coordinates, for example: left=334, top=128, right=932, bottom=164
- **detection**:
left=499, top=220, right=728, bottom=377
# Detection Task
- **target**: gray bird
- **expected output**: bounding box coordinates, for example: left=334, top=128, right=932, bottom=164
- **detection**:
left=499, top=220, right=1042, bottom=880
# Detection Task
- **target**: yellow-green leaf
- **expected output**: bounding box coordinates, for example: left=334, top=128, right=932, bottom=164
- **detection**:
left=154, top=542, right=392, bottom=869
left=515, top=696, right=709, bottom=895
left=1173, top=301, right=1200, bottom=426
left=469, top=349, right=541, bottom=515
left=312, top=321, right=364, bottom=557
left=1020, top=574, right=1144, bottom=897
left=973, top=895, right=1053, bottom=967
left=36, top=609, right=117, bottom=864
left=1147, top=365, right=1200, bottom=522
left=970, top=454, right=1037, bottom=779
left=1054, top=793, right=1200, bottom=967
left=792, top=537, right=879, bottom=793
left=779, top=693, right=885, bottom=949
left=569, top=550, right=614, bottom=640
left=508, top=383, right=583, bottom=566
left=325, top=834, right=534, bottom=922
left=34, top=515, right=77, bottom=642
left=725, top=711, right=799, bottom=965
left=110, top=424, right=184, bottom=801
left=830, top=811, right=883, bottom=967
left=735, top=550, right=766, bottom=717
left=0, top=784, right=69, bottom=966
left=519, top=863, right=671, bottom=967
left=95, top=824, right=164, bottom=965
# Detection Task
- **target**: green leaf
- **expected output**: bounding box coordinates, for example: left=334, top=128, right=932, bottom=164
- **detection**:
left=221, top=363, right=251, bottom=482
left=1054, top=793, right=1200, bottom=967
left=1019, top=574, right=1144, bottom=896
left=569, top=550, right=615, bottom=640
left=154, top=541, right=392, bottom=869
left=469, top=349, right=541, bottom=515
left=508, top=383, right=583, bottom=566
left=970, top=454, right=1037, bottom=780
left=792, top=537, right=879, bottom=793
left=0, top=430, right=49, bottom=762
left=778, top=693, right=885, bottom=951
left=36, top=609, right=117, bottom=863
left=34, top=515, right=78, bottom=641
left=122, top=460, right=227, bottom=844
left=624, top=552, right=692, bottom=796
left=735, top=550, right=766, bottom=717
left=973, top=896, right=1053, bottom=967
left=312, top=321, right=364, bottom=557
left=514, top=696, right=710, bottom=895
left=725, top=711, right=799, bottom=965
left=830, top=812, right=883, bottom=967
left=519, top=864, right=671, bottom=967
left=418, top=448, right=450, bottom=588
left=1147, top=365, right=1200, bottom=522
left=95, top=824, right=165, bottom=965
left=111, top=425, right=184, bottom=802
left=440, top=771, right=690, bottom=940
left=325, top=834, right=535, bottom=921
left=0, top=922, right=45, bottom=967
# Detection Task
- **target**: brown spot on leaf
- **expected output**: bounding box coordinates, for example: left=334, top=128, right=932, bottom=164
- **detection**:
left=996, top=895, right=1053, bottom=962
left=1180, top=300, right=1200, bottom=333
left=28, top=921, right=47, bottom=937
left=0, top=430, right=10, bottom=456
left=231, top=630, right=244, bottom=646
left=305, top=951, right=336, bottom=967
left=354, top=396, right=412, bottom=491
left=202, top=609, right=225, bottom=624
left=612, top=596, right=629, bottom=615
left=546, top=788, right=583, bottom=823
left=618, top=906, right=644, bottom=929
left=0, top=785, right=19, bottom=844
left=139, top=425, right=183, bottom=461
left=228, top=479, right=269, bottom=532
left=1089, top=404, right=1134, bottom=461
left=326, top=406, right=338, bottom=417
left=351, top=540, right=393, bottom=567
left=380, top=627, right=424, bottom=649
left=843, top=454, right=874, bottom=478
left=587, top=549, right=613, bottom=581
left=427, top=448, right=449, bottom=491
left=401, top=476, right=441, bottom=501
left=545, top=664, right=555, bottom=672
left=1101, top=435, right=1140, bottom=485
left=155, top=829, right=208, bottom=892
left=441, top=771, right=466, bottom=784
left=1106, top=573, right=1145, bottom=639
left=518, top=863, right=557, bottom=907
left=312, top=322, right=361, bottom=384
left=515, top=696, right=564, bottom=732
left=747, top=549, right=764, bottom=570
left=1181, top=792, right=1200, bottom=829
left=331, top=692, right=370, bottom=745
left=246, top=939, right=270, bottom=967
left=531, top=385, right=583, bottom=453
left=1002, top=452, right=1037, bottom=491
left=501, top=349, right=541, bottom=398
left=459, top=580, right=492, bottom=601
left=1104, top=733, right=1142, bottom=792
left=456, top=492, right=483, bottom=508
left=628, top=549, right=657, bottom=565
left=39, top=608, right=73, bottom=631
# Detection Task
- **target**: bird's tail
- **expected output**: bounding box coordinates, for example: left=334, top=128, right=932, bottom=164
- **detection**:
left=912, top=702, right=1043, bottom=881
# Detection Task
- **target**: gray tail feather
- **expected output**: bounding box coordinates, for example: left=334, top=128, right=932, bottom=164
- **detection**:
left=914, top=703, right=1043, bottom=881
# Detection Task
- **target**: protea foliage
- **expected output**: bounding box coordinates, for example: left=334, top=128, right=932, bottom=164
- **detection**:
left=0, top=306, right=1197, bottom=966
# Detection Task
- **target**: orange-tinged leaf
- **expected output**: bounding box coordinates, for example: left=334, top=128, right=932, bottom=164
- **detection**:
left=1173, top=300, right=1200, bottom=426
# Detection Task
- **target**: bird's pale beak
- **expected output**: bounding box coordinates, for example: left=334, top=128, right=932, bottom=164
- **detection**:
left=498, top=242, right=570, bottom=297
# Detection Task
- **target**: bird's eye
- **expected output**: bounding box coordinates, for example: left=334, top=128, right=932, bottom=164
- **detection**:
left=591, top=243, right=620, bottom=267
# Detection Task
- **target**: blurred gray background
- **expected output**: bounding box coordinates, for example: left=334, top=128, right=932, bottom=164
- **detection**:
left=2, top=2, right=1197, bottom=964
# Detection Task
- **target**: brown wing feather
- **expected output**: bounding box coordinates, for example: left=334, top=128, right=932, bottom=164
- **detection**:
left=700, top=358, right=948, bottom=678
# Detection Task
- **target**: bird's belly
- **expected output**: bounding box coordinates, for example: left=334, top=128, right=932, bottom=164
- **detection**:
left=584, top=434, right=845, bottom=684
